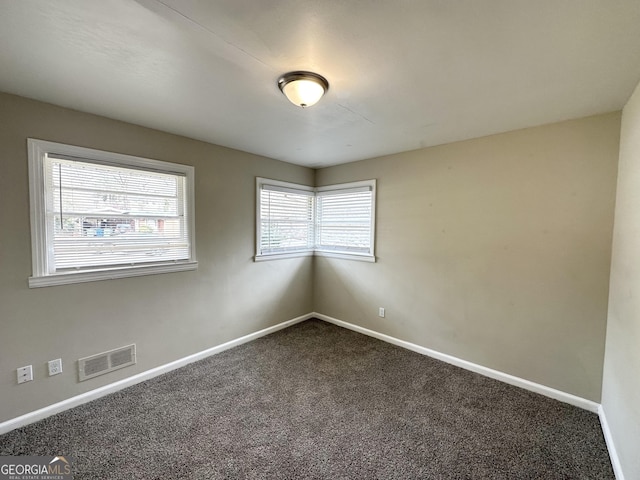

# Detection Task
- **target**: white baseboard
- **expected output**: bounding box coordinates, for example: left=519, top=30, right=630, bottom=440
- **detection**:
left=3, top=311, right=618, bottom=477
left=0, top=313, right=313, bottom=435
left=313, top=312, right=600, bottom=413
left=599, top=405, right=625, bottom=480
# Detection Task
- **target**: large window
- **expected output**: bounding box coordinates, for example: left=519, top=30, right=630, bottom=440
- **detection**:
left=256, top=178, right=375, bottom=261
left=28, top=139, right=197, bottom=287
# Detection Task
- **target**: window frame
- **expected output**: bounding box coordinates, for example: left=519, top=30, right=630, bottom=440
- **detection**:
left=315, top=180, right=376, bottom=260
left=255, top=178, right=315, bottom=261
left=255, top=177, right=376, bottom=262
left=27, top=138, right=197, bottom=288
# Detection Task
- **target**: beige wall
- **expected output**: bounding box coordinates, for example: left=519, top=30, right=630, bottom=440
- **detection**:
left=602, top=80, right=640, bottom=479
left=0, top=93, right=314, bottom=423
left=315, top=113, right=620, bottom=401
left=0, top=91, right=625, bottom=427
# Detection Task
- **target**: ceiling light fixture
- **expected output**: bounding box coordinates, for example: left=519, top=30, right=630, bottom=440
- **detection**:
left=278, top=71, right=329, bottom=108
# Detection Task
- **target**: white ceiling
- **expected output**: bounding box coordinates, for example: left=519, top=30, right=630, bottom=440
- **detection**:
left=1, top=1, right=640, bottom=168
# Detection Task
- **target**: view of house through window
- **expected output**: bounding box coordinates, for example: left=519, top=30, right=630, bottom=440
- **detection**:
left=49, top=156, right=189, bottom=270
left=28, top=139, right=197, bottom=287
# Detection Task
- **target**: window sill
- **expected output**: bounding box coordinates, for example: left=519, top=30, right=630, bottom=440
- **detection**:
left=254, top=251, right=314, bottom=262
left=28, top=261, right=198, bottom=288
left=254, top=251, right=375, bottom=263
left=313, top=251, right=376, bottom=262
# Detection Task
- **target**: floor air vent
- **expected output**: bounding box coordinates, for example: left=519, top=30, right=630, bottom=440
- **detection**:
left=78, top=344, right=136, bottom=381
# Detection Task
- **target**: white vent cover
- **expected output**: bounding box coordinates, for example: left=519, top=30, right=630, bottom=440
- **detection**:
left=78, top=344, right=136, bottom=382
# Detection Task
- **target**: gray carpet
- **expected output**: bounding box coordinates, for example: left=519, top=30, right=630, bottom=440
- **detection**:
left=0, top=319, right=613, bottom=479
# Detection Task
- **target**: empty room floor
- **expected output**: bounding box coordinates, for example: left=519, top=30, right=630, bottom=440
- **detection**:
left=0, top=320, right=613, bottom=479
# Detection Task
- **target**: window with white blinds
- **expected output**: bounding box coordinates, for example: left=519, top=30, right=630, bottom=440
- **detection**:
left=256, top=178, right=375, bottom=261
left=316, top=184, right=374, bottom=255
left=28, top=139, right=197, bottom=287
left=259, top=183, right=314, bottom=255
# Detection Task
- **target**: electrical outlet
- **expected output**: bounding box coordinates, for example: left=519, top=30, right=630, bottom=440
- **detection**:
left=48, top=358, right=63, bottom=376
left=17, top=365, right=33, bottom=384
left=379, top=307, right=385, bottom=318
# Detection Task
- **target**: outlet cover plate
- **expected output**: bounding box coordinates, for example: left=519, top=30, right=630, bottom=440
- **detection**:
left=48, top=358, right=63, bottom=376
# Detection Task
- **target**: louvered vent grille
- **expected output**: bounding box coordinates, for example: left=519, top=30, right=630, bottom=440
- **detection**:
left=78, top=344, right=136, bottom=381
left=83, top=356, right=109, bottom=377
left=110, top=348, right=134, bottom=368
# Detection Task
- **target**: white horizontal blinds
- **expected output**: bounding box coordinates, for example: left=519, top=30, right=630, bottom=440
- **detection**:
left=260, top=184, right=314, bottom=254
left=316, top=186, right=373, bottom=254
left=46, top=154, right=189, bottom=271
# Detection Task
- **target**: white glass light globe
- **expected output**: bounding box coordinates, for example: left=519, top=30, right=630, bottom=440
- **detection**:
left=282, top=78, right=326, bottom=107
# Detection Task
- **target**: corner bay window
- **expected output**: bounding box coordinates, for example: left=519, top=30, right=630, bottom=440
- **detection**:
left=256, top=177, right=376, bottom=261
left=28, top=139, right=197, bottom=287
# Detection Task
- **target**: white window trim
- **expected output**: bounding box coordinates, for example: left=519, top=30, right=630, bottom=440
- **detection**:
left=27, top=139, right=197, bottom=288
left=315, top=180, right=376, bottom=259
left=313, top=250, right=376, bottom=262
left=255, top=177, right=376, bottom=262
left=255, top=178, right=315, bottom=259
left=253, top=251, right=314, bottom=262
